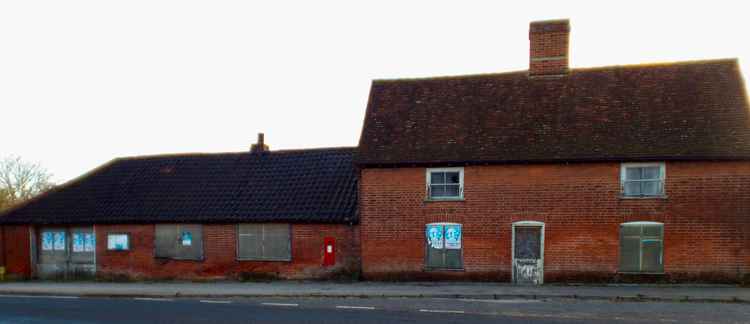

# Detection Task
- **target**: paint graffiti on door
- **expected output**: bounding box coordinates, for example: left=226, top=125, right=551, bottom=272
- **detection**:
left=514, top=259, right=540, bottom=284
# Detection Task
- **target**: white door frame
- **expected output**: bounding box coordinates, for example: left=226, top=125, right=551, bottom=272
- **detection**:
left=511, top=221, right=545, bottom=284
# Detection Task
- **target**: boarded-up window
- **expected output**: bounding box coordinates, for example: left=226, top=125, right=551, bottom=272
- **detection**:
left=155, top=224, right=203, bottom=260
left=237, top=224, right=291, bottom=261
left=425, top=223, right=463, bottom=270
left=619, top=222, right=663, bottom=273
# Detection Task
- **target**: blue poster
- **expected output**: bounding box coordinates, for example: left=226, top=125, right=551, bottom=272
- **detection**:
left=73, top=233, right=85, bottom=252
left=426, top=224, right=443, bottom=249
left=53, top=232, right=65, bottom=251
left=181, top=231, right=192, bottom=246
left=84, top=233, right=95, bottom=252
left=444, top=224, right=462, bottom=249
left=42, top=232, right=54, bottom=251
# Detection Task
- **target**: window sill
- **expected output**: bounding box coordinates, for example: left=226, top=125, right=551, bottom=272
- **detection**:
left=237, top=258, right=292, bottom=262
left=424, top=197, right=465, bottom=203
left=617, top=271, right=665, bottom=275
left=619, top=195, right=668, bottom=200
left=155, top=256, right=205, bottom=262
left=424, top=267, right=465, bottom=272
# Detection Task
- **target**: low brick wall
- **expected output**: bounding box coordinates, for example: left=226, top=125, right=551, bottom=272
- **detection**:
left=95, top=223, right=360, bottom=280
left=0, top=225, right=32, bottom=279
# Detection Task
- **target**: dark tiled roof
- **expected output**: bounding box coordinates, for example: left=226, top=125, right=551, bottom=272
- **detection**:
left=356, top=59, right=750, bottom=166
left=0, top=148, right=358, bottom=225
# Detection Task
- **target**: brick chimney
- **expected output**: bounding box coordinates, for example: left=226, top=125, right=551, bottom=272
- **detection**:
left=529, top=19, right=570, bottom=77
left=250, top=133, right=269, bottom=153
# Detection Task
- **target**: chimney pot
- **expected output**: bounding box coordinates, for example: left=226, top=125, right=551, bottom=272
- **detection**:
left=250, top=133, right=269, bottom=153
left=529, top=19, right=570, bottom=77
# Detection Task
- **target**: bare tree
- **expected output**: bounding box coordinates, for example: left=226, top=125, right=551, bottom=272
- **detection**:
left=0, top=156, right=54, bottom=211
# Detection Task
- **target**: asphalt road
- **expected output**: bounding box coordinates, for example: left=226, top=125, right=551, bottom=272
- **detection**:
left=0, top=295, right=748, bottom=324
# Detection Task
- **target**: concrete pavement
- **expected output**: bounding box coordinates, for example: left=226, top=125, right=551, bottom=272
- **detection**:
left=0, top=281, right=747, bottom=303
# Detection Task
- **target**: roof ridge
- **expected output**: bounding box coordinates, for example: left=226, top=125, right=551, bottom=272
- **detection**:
left=372, top=57, right=739, bottom=83
left=117, top=146, right=357, bottom=161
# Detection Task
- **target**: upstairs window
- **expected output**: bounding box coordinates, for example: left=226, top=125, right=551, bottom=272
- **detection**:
left=426, top=168, right=464, bottom=200
left=621, top=163, right=665, bottom=197
left=619, top=222, right=664, bottom=273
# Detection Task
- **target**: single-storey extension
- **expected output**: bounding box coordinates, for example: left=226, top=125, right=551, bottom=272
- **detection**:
left=0, top=135, right=359, bottom=280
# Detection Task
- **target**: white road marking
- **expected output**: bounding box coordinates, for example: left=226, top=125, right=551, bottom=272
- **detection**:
left=199, top=300, right=232, bottom=304
left=458, top=298, right=541, bottom=304
left=419, top=309, right=465, bottom=314
left=0, top=295, right=80, bottom=299
left=133, top=297, right=173, bottom=302
left=335, top=306, right=376, bottom=310
left=261, top=302, right=299, bottom=307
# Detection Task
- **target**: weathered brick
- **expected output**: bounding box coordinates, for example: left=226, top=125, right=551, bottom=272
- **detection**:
left=359, top=161, right=750, bottom=283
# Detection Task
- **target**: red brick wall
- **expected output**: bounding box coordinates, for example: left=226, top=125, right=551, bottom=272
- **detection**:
left=0, top=225, right=32, bottom=278
left=95, top=223, right=359, bottom=280
left=360, top=161, right=750, bottom=283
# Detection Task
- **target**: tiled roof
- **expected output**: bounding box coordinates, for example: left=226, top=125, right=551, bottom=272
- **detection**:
left=0, top=148, right=358, bottom=225
left=356, top=59, right=750, bottom=166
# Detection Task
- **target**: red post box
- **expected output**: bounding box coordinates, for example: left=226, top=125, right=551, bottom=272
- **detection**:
left=323, top=237, right=335, bottom=266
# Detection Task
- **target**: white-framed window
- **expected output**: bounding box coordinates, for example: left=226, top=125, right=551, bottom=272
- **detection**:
left=426, top=167, right=464, bottom=200
left=620, top=163, right=665, bottom=197
left=619, top=222, right=664, bottom=273
left=107, top=233, right=130, bottom=251
left=425, top=223, right=463, bottom=270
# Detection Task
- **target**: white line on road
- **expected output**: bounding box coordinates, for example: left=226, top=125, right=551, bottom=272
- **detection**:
left=419, top=309, right=465, bottom=314
left=199, top=300, right=232, bottom=304
left=458, top=298, right=541, bottom=304
left=0, top=295, right=80, bottom=299
left=261, top=302, right=299, bottom=307
left=335, top=306, right=376, bottom=310
left=133, top=297, right=173, bottom=302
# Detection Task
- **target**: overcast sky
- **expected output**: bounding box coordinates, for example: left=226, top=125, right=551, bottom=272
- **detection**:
left=1, top=1, right=748, bottom=183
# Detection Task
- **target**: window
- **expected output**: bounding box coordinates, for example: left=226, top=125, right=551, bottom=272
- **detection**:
left=426, top=168, right=464, bottom=200
left=107, top=233, right=130, bottom=251
left=237, top=224, right=291, bottom=261
left=155, top=224, right=203, bottom=260
left=619, top=222, right=663, bottom=273
left=425, top=223, right=463, bottom=270
left=72, top=231, right=95, bottom=253
left=41, top=231, right=66, bottom=251
left=621, top=163, right=665, bottom=197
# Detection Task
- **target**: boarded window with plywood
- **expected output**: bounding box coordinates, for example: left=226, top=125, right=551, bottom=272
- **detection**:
left=619, top=222, right=663, bottom=273
left=237, top=224, right=291, bottom=261
left=154, top=224, right=203, bottom=260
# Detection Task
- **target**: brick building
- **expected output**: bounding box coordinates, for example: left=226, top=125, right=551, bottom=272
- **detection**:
left=1, top=19, right=749, bottom=284
left=0, top=135, right=359, bottom=280
left=356, top=20, right=750, bottom=283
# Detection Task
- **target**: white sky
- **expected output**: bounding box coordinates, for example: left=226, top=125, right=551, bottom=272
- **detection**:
left=1, top=1, right=749, bottom=183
